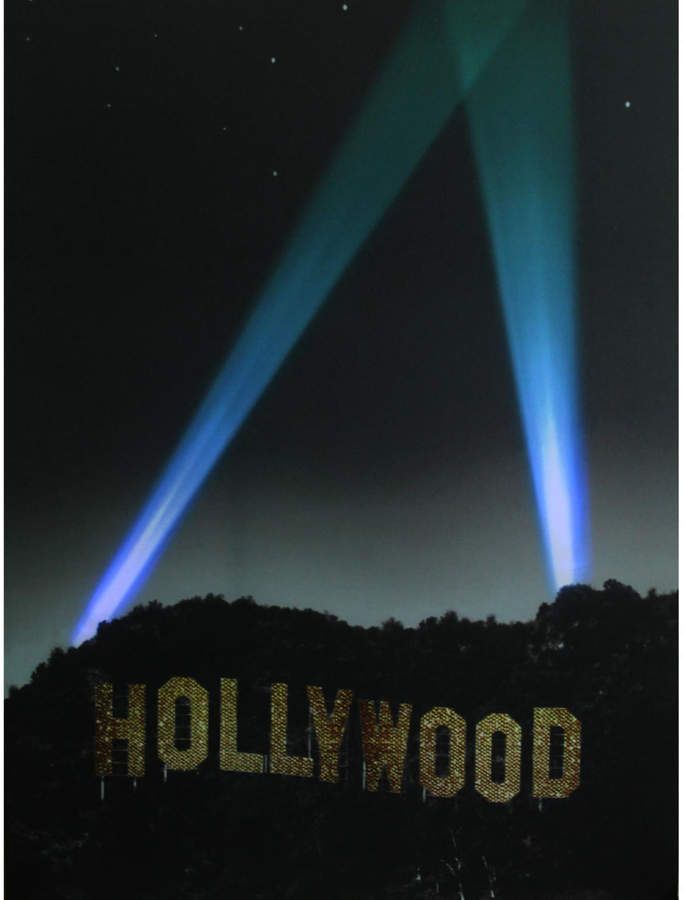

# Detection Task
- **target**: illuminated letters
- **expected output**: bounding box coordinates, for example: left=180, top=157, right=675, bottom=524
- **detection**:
left=93, top=678, right=582, bottom=802
left=359, top=699, right=412, bottom=793
left=158, top=677, right=209, bottom=771
left=532, top=706, right=581, bottom=798
left=220, top=678, right=262, bottom=774
left=270, top=682, right=314, bottom=778
left=474, top=713, right=522, bottom=803
left=94, top=682, right=146, bottom=777
left=419, top=706, right=466, bottom=798
left=307, top=685, right=353, bottom=783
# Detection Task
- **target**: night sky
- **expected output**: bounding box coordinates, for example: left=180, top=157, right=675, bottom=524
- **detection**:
left=6, top=0, right=676, bottom=688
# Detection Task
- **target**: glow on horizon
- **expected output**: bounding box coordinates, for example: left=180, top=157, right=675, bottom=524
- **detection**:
left=72, top=0, right=527, bottom=644
left=447, top=0, right=591, bottom=589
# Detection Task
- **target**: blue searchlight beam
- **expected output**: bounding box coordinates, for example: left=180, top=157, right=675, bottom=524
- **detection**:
left=446, top=0, right=591, bottom=588
left=72, top=0, right=527, bottom=644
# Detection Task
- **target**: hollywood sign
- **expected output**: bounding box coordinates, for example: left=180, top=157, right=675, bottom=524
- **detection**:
left=94, top=677, right=581, bottom=802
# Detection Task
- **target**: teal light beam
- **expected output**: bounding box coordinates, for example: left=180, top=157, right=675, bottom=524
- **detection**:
left=73, top=0, right=527, bottom=643
left=446, top=0, right=591, bottom=588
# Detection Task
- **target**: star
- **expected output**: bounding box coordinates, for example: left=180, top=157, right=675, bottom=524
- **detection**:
left=238, top=25, right=244, bottom=32
left=624, top=100, right=631, bottom=108
left=342, top=3, right=349, bottom=10
left=113, top=64, right=120, bottom=73
left=104, top=102, right=113, bottom=110
left=272, top=170, right=279, bottom=177
left=270, top=56, right=277, bottom=64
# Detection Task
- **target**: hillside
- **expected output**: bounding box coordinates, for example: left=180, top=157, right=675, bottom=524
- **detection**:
left=5, top=582, right=677, bottom=899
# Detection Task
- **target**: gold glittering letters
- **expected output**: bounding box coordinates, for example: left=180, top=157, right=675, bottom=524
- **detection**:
left=419, top=706, right=466, bottom=798
left=158, top=677, right=209, bottom=771
left=270, top=682, right=314, bottom=778
left=220, top=678, right=263, bottom=774
left=474, top=713, right=521, bottom=803
left=93, top=676, right=582, bottom=801
left=307, top=685, right=353, bottom=783
left=532, top=707, right=581, bottom=798
left=359, top=699, right=412, bottom=793
left=94, top=682, right=146, bottom=776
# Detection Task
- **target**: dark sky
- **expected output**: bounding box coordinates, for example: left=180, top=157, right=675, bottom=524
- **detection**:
left=6, top=0, right=677, bottom=688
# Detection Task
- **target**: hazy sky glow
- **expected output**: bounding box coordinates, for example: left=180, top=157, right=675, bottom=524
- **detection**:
left=456, top=1, right=590, bottom=589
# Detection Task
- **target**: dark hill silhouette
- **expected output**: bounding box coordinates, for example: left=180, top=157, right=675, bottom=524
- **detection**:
left=5, top=582, right=677, bottom=899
